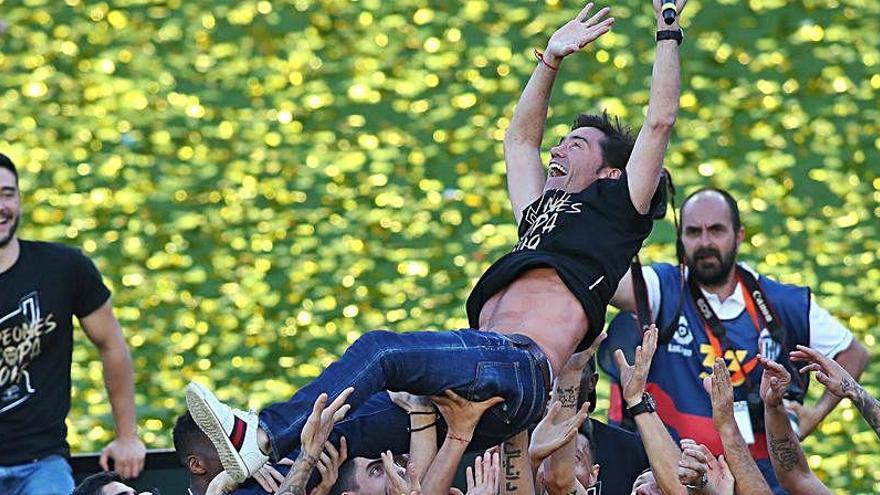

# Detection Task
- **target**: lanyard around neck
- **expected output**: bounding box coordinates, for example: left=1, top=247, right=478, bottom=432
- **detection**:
left=687, top=266, right=765, bottom=385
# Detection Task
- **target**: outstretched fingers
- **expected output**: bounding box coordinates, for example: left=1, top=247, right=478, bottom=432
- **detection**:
left=613, top=348, right=631, bottom=372
left=576, top=2, right=596, bottom=22
left=789, top=345, right=826, bottom=365
left=327, top=387, right=355, bottom=417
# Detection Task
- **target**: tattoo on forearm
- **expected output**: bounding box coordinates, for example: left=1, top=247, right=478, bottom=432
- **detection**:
left=768, top=435, right=801, bottom=472
left=504, top=446, right=522, bottom=491
left=276, top=454, right=318, bottom=495
left=556, top=386, right=578, bottom=408
left=852, top=384, right=880, bottom=438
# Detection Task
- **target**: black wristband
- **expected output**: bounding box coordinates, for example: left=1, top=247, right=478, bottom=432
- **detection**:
left=407, top=410, right=437, bottom=415
left=408, top=421, right=437, bottom=433
left=656, top=29, right=683, bottom=45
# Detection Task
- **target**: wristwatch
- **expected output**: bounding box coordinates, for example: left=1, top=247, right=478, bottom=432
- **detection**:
left=626, top=392, right=657, bottom=417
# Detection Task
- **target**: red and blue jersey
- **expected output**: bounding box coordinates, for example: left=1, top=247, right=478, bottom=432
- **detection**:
left=601, top=263, right=810, bottom=492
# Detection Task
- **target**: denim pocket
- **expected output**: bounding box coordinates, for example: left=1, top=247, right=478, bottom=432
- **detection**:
left=466, top=361, right=524, bottom=425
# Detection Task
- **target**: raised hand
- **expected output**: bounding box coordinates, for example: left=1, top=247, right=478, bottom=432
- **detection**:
left=790, top=345, right=857, bottom=400
left=312, top=438, right=349, bottom=495
left=702, top=358, right=734, bottom=431
left=676, top=439, right=709, bottom=491
left=466, top=451, right=501, bottom=495
left=545, top=3, right=614, bottom=62
left=381, top=450, right=409, bottom=495
left=252, top=458, right=293, bottom=494
left=301, top=387, right=354, bottom=460
left=614, top=324, right=659, bottom=407
left=757, top=356, right=791, bottom=408
left=528, top=400, right=590, bottom=464
left=389, top=391, right=435, bottom=414
left=432, top=390, right=504, bottom=444
left=560, top=332, right=606, bottom=379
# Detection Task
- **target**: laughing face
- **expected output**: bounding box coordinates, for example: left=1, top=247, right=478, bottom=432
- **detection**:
left=546, top=126, right=620, bottom=193
left=0, top=168, right=20, bottom=248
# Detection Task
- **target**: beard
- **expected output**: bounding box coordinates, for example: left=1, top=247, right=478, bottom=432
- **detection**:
left=0, top=215, right=19, bottom=247
left=687, top=245, right=737, bottom=287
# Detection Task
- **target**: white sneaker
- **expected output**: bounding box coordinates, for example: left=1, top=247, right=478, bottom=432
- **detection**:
left=185, top=381, right=269, bottom=482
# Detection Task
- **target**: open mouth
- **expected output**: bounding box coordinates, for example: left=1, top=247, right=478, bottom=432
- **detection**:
left=548, top=162, right=568, bottom=178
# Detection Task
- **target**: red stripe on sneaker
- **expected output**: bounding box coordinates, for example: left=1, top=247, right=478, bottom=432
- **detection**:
left=229, top=416, right=246, bottom=451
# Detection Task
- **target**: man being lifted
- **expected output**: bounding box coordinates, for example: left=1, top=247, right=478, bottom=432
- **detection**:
left=186, top=1, right=685, bottom=484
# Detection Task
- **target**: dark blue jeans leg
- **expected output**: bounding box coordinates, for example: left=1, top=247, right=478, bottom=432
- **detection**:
left=258, top=329, right=547, bottom=460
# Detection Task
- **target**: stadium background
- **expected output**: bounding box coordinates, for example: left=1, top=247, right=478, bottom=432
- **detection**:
left=1, top=0, right=878, bottom=491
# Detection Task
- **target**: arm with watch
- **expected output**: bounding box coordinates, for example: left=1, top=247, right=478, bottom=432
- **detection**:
left=613, top=325, right=684, bottom=495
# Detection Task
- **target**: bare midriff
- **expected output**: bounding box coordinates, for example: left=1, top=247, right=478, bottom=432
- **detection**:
left=477, top=267, right=589, bottom=375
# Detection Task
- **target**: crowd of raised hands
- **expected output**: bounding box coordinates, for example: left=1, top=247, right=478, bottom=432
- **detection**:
left=196, top=322, right=880, bottom=495
left=195, top=320, right=879, bottom=495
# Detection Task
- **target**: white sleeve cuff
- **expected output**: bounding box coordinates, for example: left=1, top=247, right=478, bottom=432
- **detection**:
left=808, top=300, right=854, bottom=358
left=643, top=266, right=662, bottom=323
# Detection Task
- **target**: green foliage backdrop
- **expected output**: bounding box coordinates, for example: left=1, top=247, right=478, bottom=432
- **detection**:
left=1, top=0, right=878, bottom=491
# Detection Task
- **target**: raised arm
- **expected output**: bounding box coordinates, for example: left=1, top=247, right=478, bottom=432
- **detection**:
left=614, top=325, right=682, bottom=495
left=420, top=390, right=503, bottom=495
left=543, top=334, right=604, bottom=495
left=625, top=0, right=686, bottom=213
left=389, top=391, right=439, bottom=483
left=790, top=345, right=880, bottom=440
left=758, top=356, right=832, bottom=495
left=704, top=359, right=771, bottom=495
left=502, top=431, right=535, bottom=495
left=504, top=3, right=614, bottom=223
left=788, top=338, right=869, bottom=439
left=276, top=388, right=354, bottom=495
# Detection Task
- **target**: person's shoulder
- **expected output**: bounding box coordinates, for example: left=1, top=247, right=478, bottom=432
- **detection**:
left=648, top=262, right=679, bottom=280
left=23, top=239, right=83, bottom=256
left=21, top=240, right=91, bottom=265
left=744, top=262, right=807, bottom=292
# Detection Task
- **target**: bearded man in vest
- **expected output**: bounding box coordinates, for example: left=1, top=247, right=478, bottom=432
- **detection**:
left=606, top=187, right=869, bottom=494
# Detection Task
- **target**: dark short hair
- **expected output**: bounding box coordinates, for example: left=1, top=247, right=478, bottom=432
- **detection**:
left=680, top=187, right=742, bottom=232
left=576, top=357, right=598, bottom=414
left=173, top=411, right=208, bottom=465
left=72, top=471, right=124, bottom=495
left=0, top=153, right=18, bottom=182
left=571, top=111, right=635, bottom=171
left=329, top=458, right=361, bottom=495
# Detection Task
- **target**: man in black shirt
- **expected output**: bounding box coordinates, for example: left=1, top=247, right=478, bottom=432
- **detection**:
left=0, top=154, right=145, bottom=493
left=185, top=1, right=685, bottom=485
left=577, top=356, right=650, bottom=494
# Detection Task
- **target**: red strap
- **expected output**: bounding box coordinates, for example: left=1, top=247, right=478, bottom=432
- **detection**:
left=701, top=279, right=763, bottom=385
left=229, top=416, right=247, bottom=451
left=533, top=49, right=559, bottom=71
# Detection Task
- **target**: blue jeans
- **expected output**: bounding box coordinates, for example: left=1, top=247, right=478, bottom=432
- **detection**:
left=258, top=329, right=549, bottom=460
left=0, top=455, right=74, bottom=495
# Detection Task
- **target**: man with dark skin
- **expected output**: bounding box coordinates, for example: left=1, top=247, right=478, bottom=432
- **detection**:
left=185, top=0, right=685, bottom=484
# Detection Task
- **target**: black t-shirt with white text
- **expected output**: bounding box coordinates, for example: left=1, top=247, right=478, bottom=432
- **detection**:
left=0, top=240, right=110, bottom=465
left=466, top=172, right=664, bottom=349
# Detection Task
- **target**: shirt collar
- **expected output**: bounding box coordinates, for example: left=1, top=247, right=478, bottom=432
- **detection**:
left=697, top=262, right=757, bottom=320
